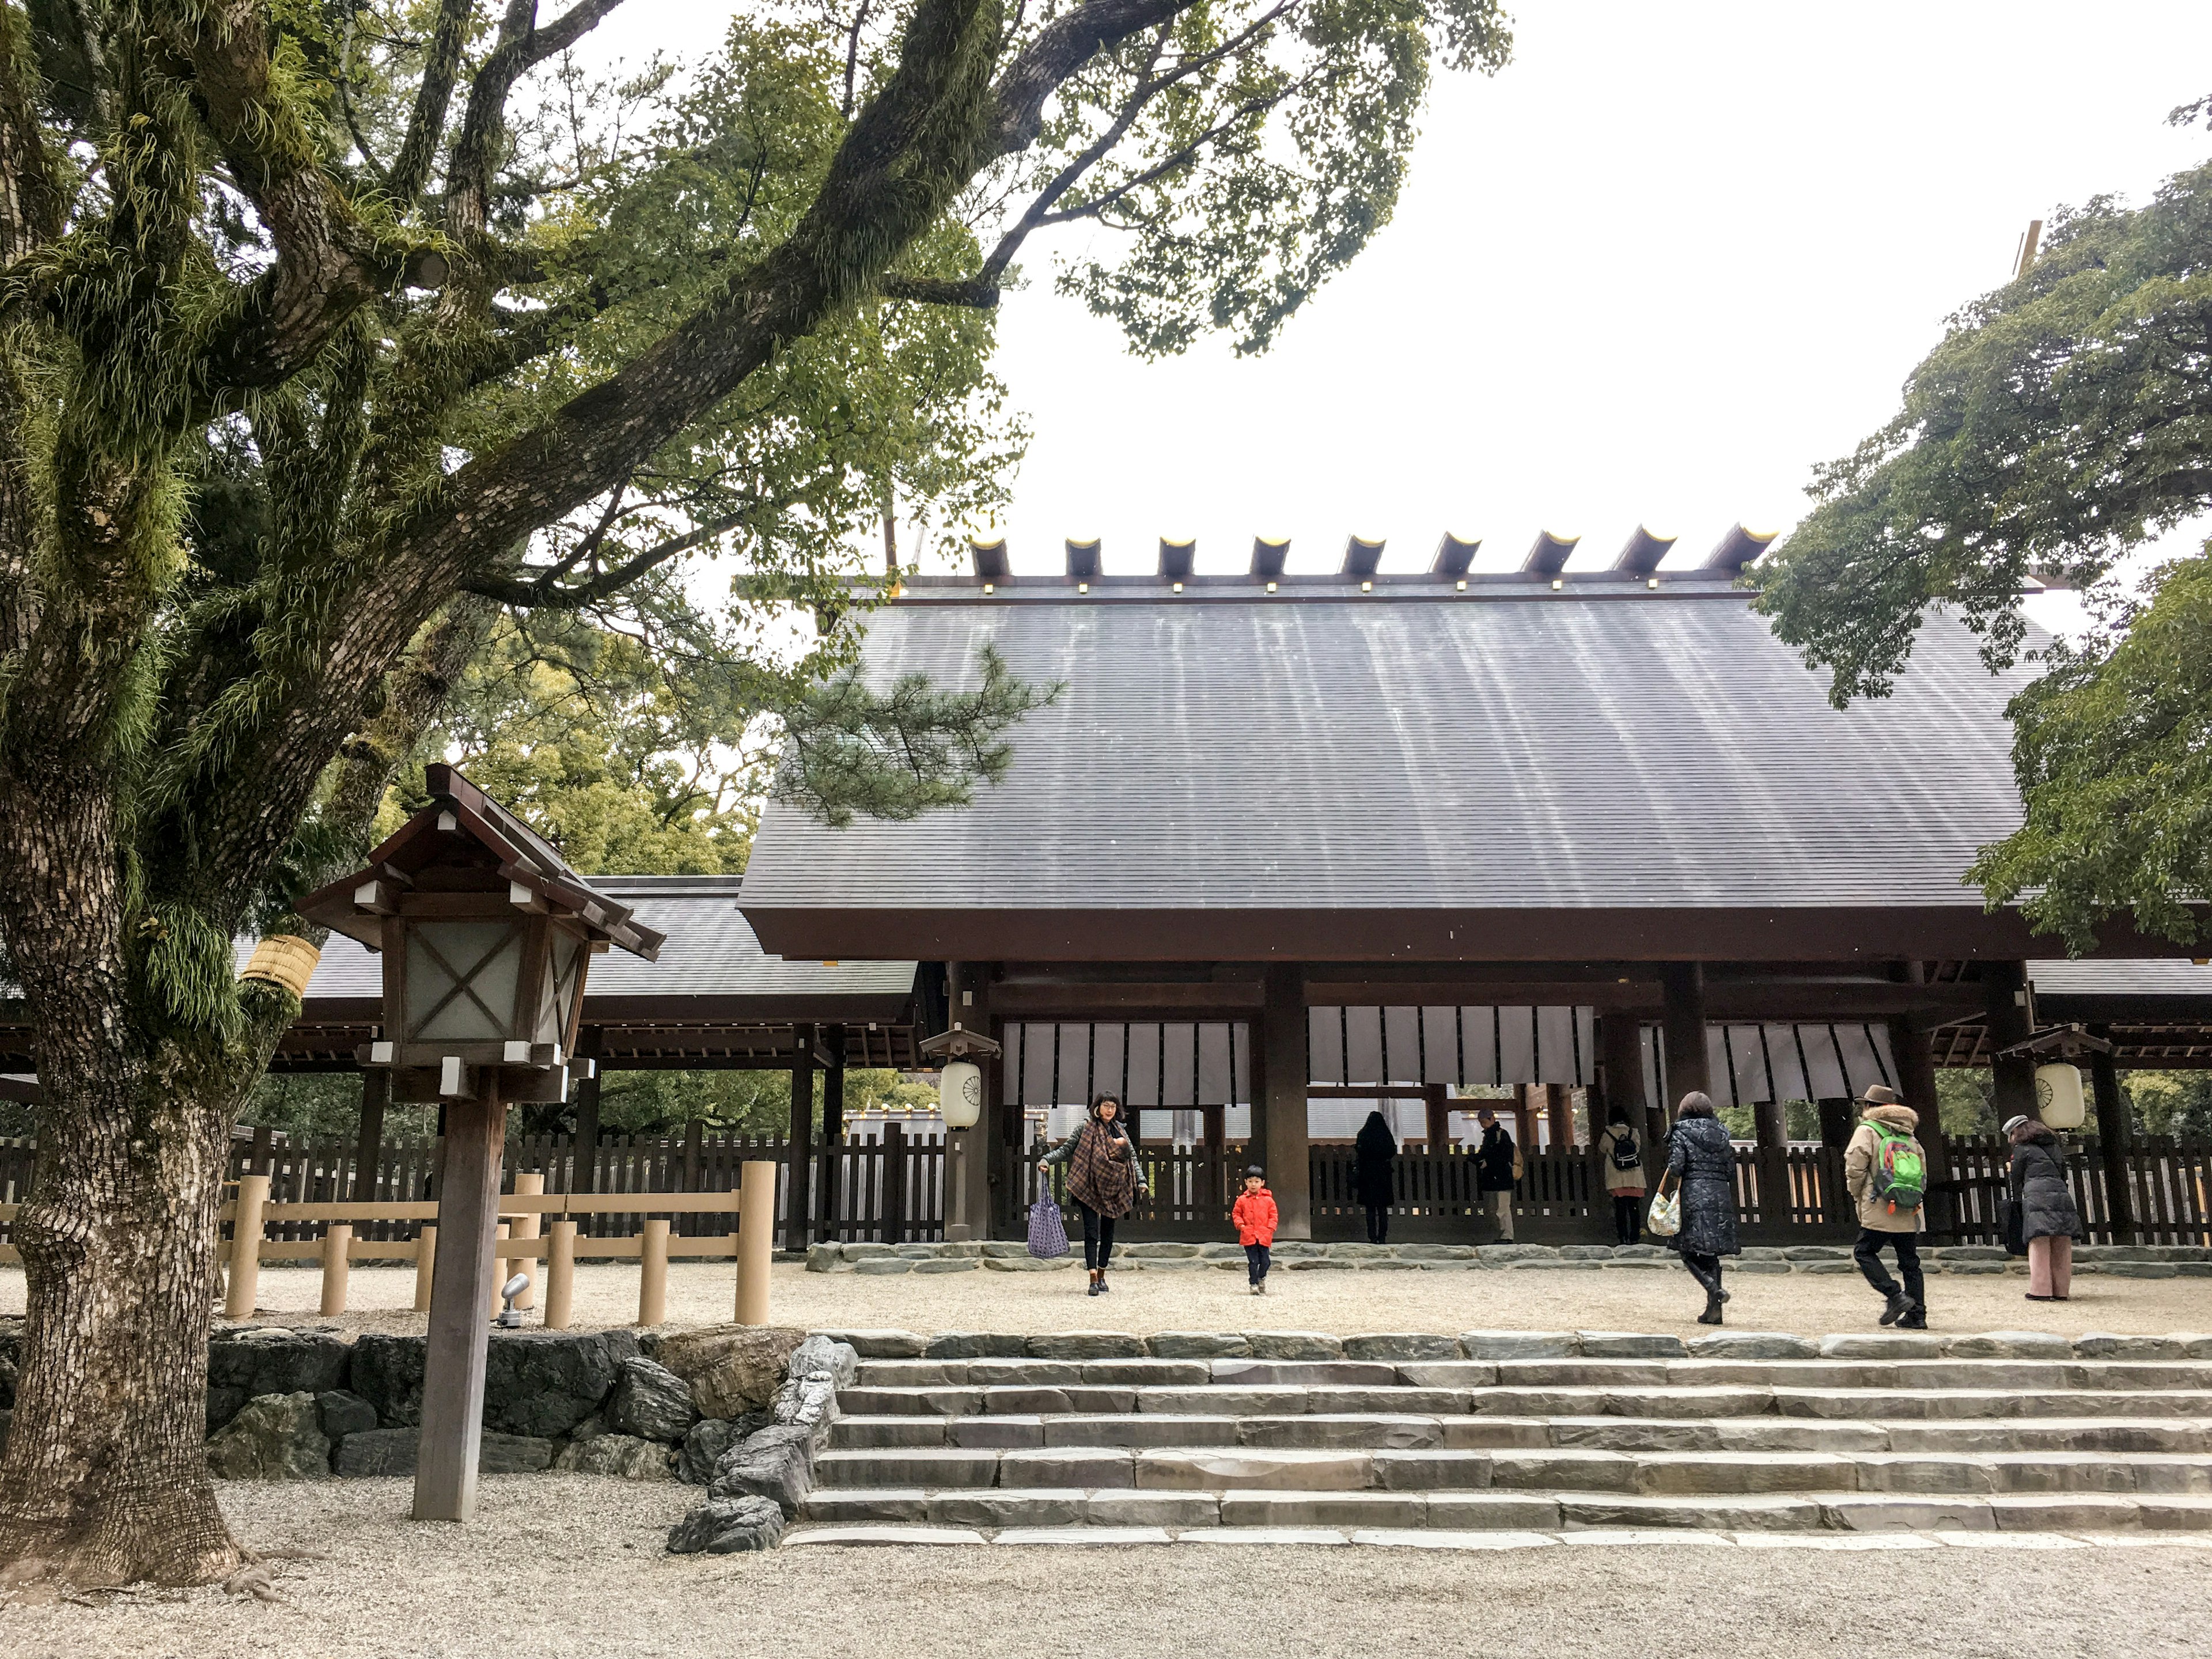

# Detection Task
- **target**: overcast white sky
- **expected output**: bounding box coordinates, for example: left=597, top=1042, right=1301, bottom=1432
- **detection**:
left=623, top=0, right=2212, bottom=592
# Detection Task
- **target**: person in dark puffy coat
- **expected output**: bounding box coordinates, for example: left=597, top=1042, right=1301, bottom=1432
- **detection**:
left=1352, top=1110, right=1399, bottom=1244
left=1664, top=1093, right=1740, bottom=1325
left=2005, top=1115, right=2082, bottom=1302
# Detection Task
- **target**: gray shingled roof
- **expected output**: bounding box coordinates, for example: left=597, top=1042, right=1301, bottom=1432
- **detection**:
left=2031, top=959, right=2212, bottom=999
left=740, top=582, right=2040, bottom=916
left=256, top=876, right=915, bottom=1003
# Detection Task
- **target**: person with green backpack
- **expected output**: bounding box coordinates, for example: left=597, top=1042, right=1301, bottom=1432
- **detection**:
left=1844, top=1085, right=1930, bottom=1328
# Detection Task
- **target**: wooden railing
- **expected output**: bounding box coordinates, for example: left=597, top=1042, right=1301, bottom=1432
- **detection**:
left=6, top=1129, right=2209, bottom=1251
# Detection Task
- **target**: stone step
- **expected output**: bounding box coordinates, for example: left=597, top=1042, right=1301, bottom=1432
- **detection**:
left=810, top=1444, right=2212, bottom=1498
left=828, top=1412, right=2212, bottom=1457
left=850, top=1356, right=2212, bottom=1392
left=795, top=1487, right=2212, bottom=1535
left=835, top=1383, right=2212, bottom=1422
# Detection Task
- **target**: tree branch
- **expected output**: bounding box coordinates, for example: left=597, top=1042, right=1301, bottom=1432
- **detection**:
left=387, top=0, right=477, bottom=208
left=445, top=0, right=629, bottom=245
left=878, top=273, right=1000, bottom=306
left=185, top=0, right=402, bottom=396
left=462, top=512, right=750, bottom=608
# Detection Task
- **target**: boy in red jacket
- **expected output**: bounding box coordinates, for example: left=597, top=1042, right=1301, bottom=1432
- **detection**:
left=1232, top=1166, right=1278, bottom=1296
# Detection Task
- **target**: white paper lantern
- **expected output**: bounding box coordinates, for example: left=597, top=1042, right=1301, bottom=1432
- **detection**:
left=938, top=1059, right=983, bottom=1130
left=2035, top=1063, right=2086, bottom=1131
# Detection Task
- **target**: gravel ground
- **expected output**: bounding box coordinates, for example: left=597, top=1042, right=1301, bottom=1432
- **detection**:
left=3, top=1478, right=2209, bottom=1659
left=6, top=1260, right=2198, bottom=1339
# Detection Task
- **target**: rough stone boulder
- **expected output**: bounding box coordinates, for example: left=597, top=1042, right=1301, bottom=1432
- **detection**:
left=553, top=1433, right=674, bottom=1480
left=205, top=1391, right=331, bottom=1480
left=677, top=1416, right=759, bottom=1486
left=785, top=1335, right=860, bottom=1388
left=667, top=1494, right=785, bottom=1554
left=316, top=1389, right=380, bottom=1440
left=482, top=1330, right=639, bottom=1438
left=606, top=1357, right=698, bottom=1443
left=655, top=1326, right=805, bottom=1421
left=348, top=1333, right=427, bottom=1426
left=206, top=1326, right=350, bottom=1431
left=706, top=1423, right=816, bottom=1515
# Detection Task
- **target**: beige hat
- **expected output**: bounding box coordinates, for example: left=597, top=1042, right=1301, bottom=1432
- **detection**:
left=1858, top=1084, right=1901, bottom=1107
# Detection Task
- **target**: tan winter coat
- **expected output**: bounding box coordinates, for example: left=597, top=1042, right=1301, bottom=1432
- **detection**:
left=1596, top=1123, right=1646, bottom=1195
left=1844, top=1103, right=1926, bottom=1234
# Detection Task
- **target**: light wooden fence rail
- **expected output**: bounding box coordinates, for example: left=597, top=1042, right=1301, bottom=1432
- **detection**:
left=6, top=1131, right=2208, bottom=1251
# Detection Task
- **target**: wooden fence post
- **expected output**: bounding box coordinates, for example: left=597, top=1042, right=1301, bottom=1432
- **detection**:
left=544, top=1219, right=577, bottom=1330
left=736, top=1160, right=774, bottom=1324
left=414, top=1224, right=437, bottom=1310
left=884, top=1122, right=907, bottom=1244
left=488, top=1222, right=511, bottom=1320
left=638, top=1217, right=670, bottom=1325
left=510, top=1171, right=543, bottom=1308
left=320, top=1223, right=352, bottom=1316
left=224, top=1173, right=270, bottom=1319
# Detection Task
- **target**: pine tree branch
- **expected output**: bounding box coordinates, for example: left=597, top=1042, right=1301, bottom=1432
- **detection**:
left=387, top=0, right=478, bottom=208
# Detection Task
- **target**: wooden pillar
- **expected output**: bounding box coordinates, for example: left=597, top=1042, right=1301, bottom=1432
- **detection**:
left=1983, top=961, right=2038, bottom=1123
left=249, top=1123, right=274, bottom=1177
left=1660, top=963, right=1711, bottom=1113
left=1816, top=1098, right=1855, bottom=1149
left=2089, top=1028, right=2133, bottom=1240
left=1752, top=1096, right=1789, bottom=1150
left=1422, top=1085, right=1450, bottom=1150
left=1888, top=1015, right=1946, bottom=1173
left=509, top=1171, right=543, bottom=1308
left=735, top=1160, right=775, bottom=1324
left=1514, top=1083, right=1541, bottom=1153
left=1545, top=1083, right=1574, bottom=1150
left=1597, top=1013, right=1658, bottom=1154
left=820, top=1028, right=844, bottom=1246
left=786, top=1027, right=815, bottom=1252
left=414, top=1075, right=505, bottom=1522
left=570, top=1046, right=602, bottom=1195
left=353, top=1070, right=388, bottom=1202
left=1202, top=1103, right=1229, bottom=1209
left=1257, top=964, right=1311, bottom=1240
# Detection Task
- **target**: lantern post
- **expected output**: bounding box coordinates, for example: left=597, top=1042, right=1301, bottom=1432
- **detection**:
left=300, top=765, right=662, bottom=1522
left=921, top=1022, right=1001, bottom=1243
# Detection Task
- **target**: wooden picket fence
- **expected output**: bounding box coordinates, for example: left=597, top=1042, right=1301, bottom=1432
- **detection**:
left=5, top=1128, right=2209, bottom=1252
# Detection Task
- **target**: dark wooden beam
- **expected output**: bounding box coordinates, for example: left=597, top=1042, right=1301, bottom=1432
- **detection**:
left=1984, top=961, right=2038, bottom=1123
left=1661, top=963, right=1710, bottom=1112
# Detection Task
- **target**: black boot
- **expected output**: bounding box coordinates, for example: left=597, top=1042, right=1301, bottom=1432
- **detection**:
left=1897, top=1305, right=1927, bottom=1330
left=1697, top=1292, right=1724, bottom=1326
left=1880, top=1288, right=1910, bottom=1326
left=1087, top=1269, right=1102, bottom=1297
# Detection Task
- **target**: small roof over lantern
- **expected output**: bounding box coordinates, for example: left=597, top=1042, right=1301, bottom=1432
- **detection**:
left=298, top=765, right=664, bottom=1102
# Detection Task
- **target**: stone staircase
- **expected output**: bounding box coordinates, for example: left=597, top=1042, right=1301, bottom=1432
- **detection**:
left=786, top=1334, right=2212, bottom=1545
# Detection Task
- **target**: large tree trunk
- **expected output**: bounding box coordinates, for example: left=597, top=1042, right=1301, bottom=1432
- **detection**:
left=0, top=785, right=246, bottom=1584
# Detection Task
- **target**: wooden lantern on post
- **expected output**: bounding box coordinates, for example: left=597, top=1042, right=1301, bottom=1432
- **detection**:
left=300, top=764, right=662, bottom=1523
left=919, top=1022, right=1001, bottom=1244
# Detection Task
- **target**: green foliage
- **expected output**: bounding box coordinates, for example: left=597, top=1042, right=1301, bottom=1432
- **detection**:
left=1753, top=124, right=2212, bottom=950
left=774, top=642, right=1060, bottom=827
left=1935, top=1068, right=1999, bottom=1139
left=598, top=1068, right=798, bottom=1137
left=2124, top=1071, right=2212, bottom=1142
left=1023, top=0, right=1512, bottom=356
left=1968, top=555, right=2212, bottom=950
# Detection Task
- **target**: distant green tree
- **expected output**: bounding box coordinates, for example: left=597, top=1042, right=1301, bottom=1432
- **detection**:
left=2124, top=1071, right=2212, bottom=1142
left=1936, top=1069, right=1999, bottom=1139
left=1755, top=105, right=2212, bottom=953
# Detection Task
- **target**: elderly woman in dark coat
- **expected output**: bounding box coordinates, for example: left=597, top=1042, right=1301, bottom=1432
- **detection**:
left=1352, top=1110, right=1399, bottom=1244
left=1664, top=1093, right=1740, bottom=1325
left=2006, top=1115, right=2082, bottom=1302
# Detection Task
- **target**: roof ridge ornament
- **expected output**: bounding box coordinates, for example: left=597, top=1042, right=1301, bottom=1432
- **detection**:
left=1521, top=531, right=1580, bottom=577
left=1703, top=524, right=1778, bottom=574
left=1614, top=526, right=1677, bottom=575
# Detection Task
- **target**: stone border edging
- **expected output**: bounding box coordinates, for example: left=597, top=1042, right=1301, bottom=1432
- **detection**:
left=809, top=1326, right=2212, bottom=1362
left=805, top=1240, right=2212, bottom=1278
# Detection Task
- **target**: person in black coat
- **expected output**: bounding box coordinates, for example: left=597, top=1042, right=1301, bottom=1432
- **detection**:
left=2005, top=1115, right=2082, bottom=1302
left=1664, top=1093, right=1741, bottom=1325
left=1352, top=1110, right=1399, bottom=1244
left=1474, top=1107, right=1517, bottom=1242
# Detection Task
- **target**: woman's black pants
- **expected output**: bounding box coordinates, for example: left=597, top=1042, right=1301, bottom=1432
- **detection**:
left=1364, top=1203, right=1389, bottom=1244
left=1077, top=1200, right=1116, bottom=1271
left=1612, top=1195, right=1642, bottom=1246
left=1681, top=1251, right=1725, bottom=1299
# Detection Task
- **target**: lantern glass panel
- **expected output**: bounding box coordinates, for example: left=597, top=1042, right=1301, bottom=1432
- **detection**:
left=537, top=929, right=586, bottom=1046
left=406, top=921, right=524, bottom=1041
